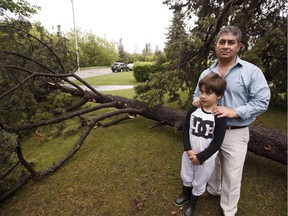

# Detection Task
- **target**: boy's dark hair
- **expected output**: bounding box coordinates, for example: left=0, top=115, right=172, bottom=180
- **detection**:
left=199, top=73, right=226, bottom=97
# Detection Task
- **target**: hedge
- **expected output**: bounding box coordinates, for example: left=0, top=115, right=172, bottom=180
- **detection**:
left=133, top=62, right=165, bottom=82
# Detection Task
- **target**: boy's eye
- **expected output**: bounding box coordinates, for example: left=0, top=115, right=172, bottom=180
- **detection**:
left=200, top=90, right=211, bottom=95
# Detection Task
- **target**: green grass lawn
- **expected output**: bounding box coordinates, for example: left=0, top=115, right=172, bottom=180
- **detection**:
left=0, top=74, right=287, bottom=216
left=73, top=71, right=140, bottom=86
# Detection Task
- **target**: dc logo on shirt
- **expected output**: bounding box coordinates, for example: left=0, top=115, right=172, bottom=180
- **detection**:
left=190, top=116, right=214, bottom=139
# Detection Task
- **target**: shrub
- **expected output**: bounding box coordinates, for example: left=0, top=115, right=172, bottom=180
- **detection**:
left=133, top=62, right=165, bottom=82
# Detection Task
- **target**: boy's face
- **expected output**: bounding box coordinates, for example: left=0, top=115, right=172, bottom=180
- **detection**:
left=199, top=87, right=221, bottom=109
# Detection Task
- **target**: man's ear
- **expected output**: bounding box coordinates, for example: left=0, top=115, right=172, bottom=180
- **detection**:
left=238, top=42, right=243, bottom=51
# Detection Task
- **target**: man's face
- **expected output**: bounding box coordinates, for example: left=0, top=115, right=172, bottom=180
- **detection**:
left=215, top=32, right=241, bottom=61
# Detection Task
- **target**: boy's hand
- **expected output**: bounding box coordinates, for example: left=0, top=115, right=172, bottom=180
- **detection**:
left=187, top=150, right=201, bottom=165
left=190, top=154, right=201, bottom=165
left=187, top=150, right=196, bottom=159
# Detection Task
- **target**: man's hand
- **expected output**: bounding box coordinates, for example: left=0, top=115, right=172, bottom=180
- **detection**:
left=212, top=106, right=239, bottom=118
left=192, top=99, right=201, bottom=108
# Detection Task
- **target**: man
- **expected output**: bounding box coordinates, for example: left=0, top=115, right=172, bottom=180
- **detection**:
left=192, top=26, right=270, bottom=216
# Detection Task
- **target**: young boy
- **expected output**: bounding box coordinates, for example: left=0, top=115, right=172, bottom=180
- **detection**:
left=174, top=73, right=227, bottom=216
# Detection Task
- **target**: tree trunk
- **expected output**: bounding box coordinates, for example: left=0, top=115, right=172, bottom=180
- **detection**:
left=56, top=84, right=287, bottom=164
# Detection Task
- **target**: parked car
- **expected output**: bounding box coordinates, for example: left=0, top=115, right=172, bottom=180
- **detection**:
left=127, top=63, right=134, bottom=71
left=111, top=62, right=129, bottom=72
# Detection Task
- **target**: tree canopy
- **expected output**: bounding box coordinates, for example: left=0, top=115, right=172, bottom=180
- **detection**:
left=66, top=29, right=119, bottom=67
left=137, top=0, right=287, bottom=108
left=0, top=0, right=38, bottom=18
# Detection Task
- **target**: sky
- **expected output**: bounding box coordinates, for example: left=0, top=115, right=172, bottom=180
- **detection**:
left=26, top=0, right=173, bottom=53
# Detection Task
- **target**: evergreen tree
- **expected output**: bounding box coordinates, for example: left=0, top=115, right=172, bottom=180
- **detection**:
left=142, top=42, right=153, bottom=56
left=160, top=0, right=286, bottom=108
left=117, top=38, right=127, bottom=62
left=165, top=9, right=189, bottom=70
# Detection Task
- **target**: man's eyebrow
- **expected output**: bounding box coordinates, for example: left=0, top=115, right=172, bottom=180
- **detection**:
left=218, top=39, right=237, bottom=43
left=219, top=39, right=237, bottom=41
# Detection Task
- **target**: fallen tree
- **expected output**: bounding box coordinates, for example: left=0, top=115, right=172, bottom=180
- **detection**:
left=54, top=83, right=287, bottom=165
left=0, top=70, right=287, bottom=203
left=0, top=19, right=286, bottom=204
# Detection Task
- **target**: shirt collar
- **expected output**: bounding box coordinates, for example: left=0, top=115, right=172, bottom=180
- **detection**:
left=210, top=56, right=243, bottom=71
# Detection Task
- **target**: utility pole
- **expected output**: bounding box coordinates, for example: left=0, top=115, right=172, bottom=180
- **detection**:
left=71, top=0, right=80, bottom=72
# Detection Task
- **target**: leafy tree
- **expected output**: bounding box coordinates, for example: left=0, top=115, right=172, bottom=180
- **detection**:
left=0, top=0, right=48, bottom=195
left=138, top=0, right=287, bottom=108
left=0, top=0, right=38, bottom=18
left=67, top=30, right=118, bottom=67
left=0, top=20, right=77, bottom=128
left=0, top=10, right=78, bottom=132
left=125, top=52, right=147, bottom=64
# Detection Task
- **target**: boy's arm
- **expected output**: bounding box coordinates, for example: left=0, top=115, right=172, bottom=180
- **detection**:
left=196, top=117, right=227, bottom=164
left=182, top=107, right=197, bottom=151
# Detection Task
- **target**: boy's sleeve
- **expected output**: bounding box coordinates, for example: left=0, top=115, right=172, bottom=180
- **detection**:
left=196, top=117, right=227, bottom=164
left=182, top=107, right=197, bottom=151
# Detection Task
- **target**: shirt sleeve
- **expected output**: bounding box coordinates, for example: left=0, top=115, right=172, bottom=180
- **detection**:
left=182, top=106, right=197, bottom=151
left=196, top=116, right=227, bottom=164
left=234, top=66, right=270, bottom=119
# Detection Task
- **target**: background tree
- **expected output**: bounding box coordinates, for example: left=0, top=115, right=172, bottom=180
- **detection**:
left=0, top=0, right=38, bottom=17
left=135, top=9, right=199, bottom=107
left=138, top=0, right=287, bottom=108
left=117, top=38, right=128, bottom=63
left=66, top=30, right=118, bottom=67
left=154, top=49, right=167, bottom=66
left=142, top=42, right=153, bottom=56
left=165, top=9, right=189, bottom=70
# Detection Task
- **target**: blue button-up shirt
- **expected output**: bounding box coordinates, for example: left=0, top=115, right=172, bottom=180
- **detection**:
left=193, top=57, right=271, bottom=127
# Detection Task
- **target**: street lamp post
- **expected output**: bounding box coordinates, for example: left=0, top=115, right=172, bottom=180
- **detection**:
left=71, top=0, right=80, bottom=73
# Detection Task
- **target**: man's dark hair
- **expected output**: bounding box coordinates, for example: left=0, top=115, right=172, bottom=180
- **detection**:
left=215, top=26, right=242, bottom=44
left=199, top=73, right=227, bottom=97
